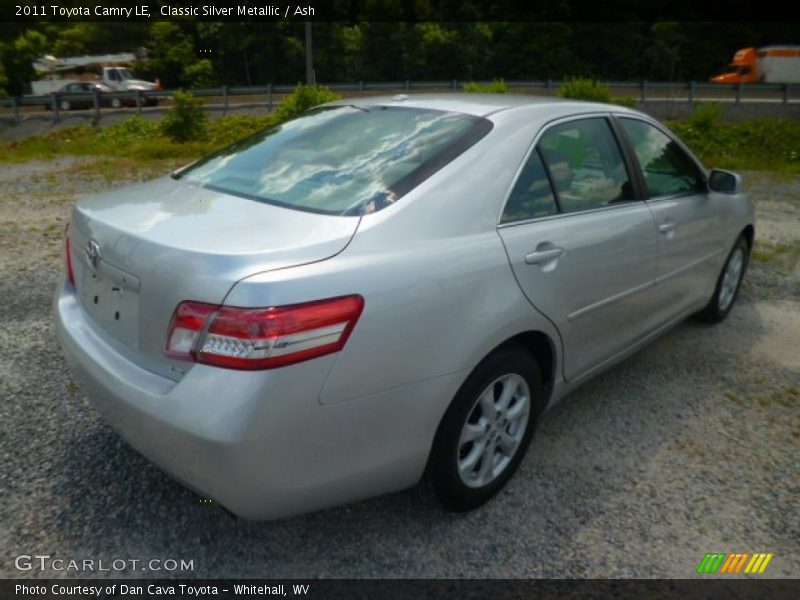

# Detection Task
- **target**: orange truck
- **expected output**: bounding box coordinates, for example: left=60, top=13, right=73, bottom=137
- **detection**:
left=711, top=46, right=800, bottom=84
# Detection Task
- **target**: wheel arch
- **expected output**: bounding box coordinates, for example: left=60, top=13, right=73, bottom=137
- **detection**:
left=496, top=330, right=556, bottom=413
left=740, top=224, right=755, bottom=251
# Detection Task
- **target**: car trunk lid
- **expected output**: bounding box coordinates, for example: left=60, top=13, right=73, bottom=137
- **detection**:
left=69, top=176, right=360, bottom=380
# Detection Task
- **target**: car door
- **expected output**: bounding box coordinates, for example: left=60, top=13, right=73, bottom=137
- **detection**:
left=498, top=115, right=659, bottom=381
left=616, top=117, right=725, bottom=321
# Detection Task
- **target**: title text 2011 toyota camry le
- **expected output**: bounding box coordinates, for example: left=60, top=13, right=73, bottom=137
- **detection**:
left=55, top=95, right=754, bottom=519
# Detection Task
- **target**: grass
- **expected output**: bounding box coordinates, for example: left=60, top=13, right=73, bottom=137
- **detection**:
left=750, top=240, right=800, bottom=275
left=1, top=114, right=275, bottom=165
left=667, top=104, right=800, bottom=175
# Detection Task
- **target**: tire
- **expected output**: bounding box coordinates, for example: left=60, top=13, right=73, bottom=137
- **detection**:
left=111, top=98, right=122, bottom=109
left=429, top=345, right=543, bottom=512
left=697, top=235, right=749, bottom=323
left=60, top=100, right=71, bottom=111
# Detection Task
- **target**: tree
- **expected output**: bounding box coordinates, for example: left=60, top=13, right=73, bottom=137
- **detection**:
left=2, top=30, right=47, bottom=96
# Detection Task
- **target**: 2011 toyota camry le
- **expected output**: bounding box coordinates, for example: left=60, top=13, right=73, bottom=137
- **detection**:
left=55, top=94, right=754, bottom=520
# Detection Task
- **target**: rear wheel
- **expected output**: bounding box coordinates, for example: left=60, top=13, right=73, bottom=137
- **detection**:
left=59, top=100, right=71, bottom=111
left=698, top=235, right=749, bottom=323
left=430, top=345, right=542, bottom=511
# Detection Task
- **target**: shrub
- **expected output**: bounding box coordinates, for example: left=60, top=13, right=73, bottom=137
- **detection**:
left=160, top=91, right=208, bottom=142
left=556, top=77, right=613, bottom=103
left=274, top=84, right=340, bottom=123
left=687, top=102, right=724, bottom=133
left=615, top=96, right=637, bottom=108
left=207, top=115, right=275, bottom=148
left=183, top=59, right=215, bottom=88
left=462, top=79, right=508, bottom=93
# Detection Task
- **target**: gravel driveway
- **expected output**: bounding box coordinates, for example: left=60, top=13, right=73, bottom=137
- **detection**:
left=1, top=159, right=798, bottom=578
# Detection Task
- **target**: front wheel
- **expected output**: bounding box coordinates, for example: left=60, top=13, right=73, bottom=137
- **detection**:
left=698, top=235, right=749, bottom=323
left=110, top=97, right=122, bottom=109
left=429, top=345, right=542, bottom=512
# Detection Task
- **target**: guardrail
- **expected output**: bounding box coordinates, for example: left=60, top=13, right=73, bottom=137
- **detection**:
left=1, top=80, right=798, bottom=125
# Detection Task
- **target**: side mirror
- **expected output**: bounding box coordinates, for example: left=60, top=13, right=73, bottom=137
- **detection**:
left=708, top=169, right=742, bottom=194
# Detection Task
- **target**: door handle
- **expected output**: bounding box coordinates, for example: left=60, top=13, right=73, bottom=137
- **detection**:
left=525, top=246, right=565, bottom=265
left=658, top=222, right=676, bottom=234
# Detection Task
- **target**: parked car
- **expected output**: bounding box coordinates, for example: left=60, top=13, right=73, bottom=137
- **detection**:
left=55, top=95, right=754, bottom=520
left=47, top=82, right=138, bottom=111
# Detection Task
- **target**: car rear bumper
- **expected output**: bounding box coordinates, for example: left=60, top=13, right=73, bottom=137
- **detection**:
left=54, top=278, right=461, bottom=519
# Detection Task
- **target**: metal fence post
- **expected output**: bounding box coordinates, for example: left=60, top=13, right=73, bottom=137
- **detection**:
left=405, top=80, right=410, bottom=91
left=12, top=97, right=20, bottom=124
left=452, top=79, right=457, bottom=91
left=640, top=80, right=647, bottom=102
left=689, top=80, right=695, bottom=102
left=735, top=83, right=742, bottom=104
left=52, top=93, right=60, bottom=123
left=267, top=83, right=273, bottom=110
left=93, top=90, right=100, bottom=121
left=359, top=81, right=364, bottom=92
left=784, top=83, right=790, bottom=104
left=546, top=79, right=553, bottom=95
left=135, top=89, right=142, bottom=112
left=222, top=85, right=228, bottom=116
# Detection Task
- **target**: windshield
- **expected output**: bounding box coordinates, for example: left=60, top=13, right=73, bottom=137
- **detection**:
left=175, top=105, right=492, bottom=215
left=118, top=68, right=134, bottom=80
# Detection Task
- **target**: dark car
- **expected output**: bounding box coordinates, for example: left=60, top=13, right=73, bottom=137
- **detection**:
left=48, top=82, right=136, bottom=111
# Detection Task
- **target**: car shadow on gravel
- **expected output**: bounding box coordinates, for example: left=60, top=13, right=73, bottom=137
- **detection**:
left=48, top=300, right=775, bottom=578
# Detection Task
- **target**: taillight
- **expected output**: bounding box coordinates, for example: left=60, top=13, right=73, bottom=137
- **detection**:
left=165, top=295, right=364, bottom=370
left=64, top=223, right=75, bottom=287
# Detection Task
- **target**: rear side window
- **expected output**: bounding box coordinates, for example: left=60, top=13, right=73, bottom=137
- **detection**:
left=538, top=118, right=635, bottom=213
left=619, top=118, right=705, bottom=198
left=501, top=149, right=558, bottom=223
left=175, top=105, right=492, bottom=216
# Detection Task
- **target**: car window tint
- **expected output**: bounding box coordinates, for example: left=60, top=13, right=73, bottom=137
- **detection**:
left=537, top=118, right=634, bottom=213
left=176, top=106, right=492, bottom=216
left=620, top=118, right=705, bottom=198
left=502, top=148, right=558, bottom=223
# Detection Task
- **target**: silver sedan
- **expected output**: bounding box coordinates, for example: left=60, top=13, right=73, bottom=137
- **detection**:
left=55, top=95, right=754, bottom=519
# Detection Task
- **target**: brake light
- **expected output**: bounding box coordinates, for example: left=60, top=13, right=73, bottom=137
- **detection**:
left=165, top=295, right=364, bottom=370
left=64, top=223, right=75, bottom=287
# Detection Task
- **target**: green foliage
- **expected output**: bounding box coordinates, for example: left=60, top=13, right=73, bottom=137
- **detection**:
left=160, top=92, right=208, bottom=142
left=274, top=84, right=340, bottom=123
left=0, top=60, right=8, bottom=97
left=183, top=59, right=216, bottom=88
left=207, top=115, right=275, bottom=147
left=141, top=22, right=195, bottom=88
left=1, top=29, right=47, bottom=96
left=556, top=77, right=613, bottom=103
left=462, top=78, right=508, bottom=93
left=668, top=105, right=800, bottom=172
left=615, top=96, right=637, bottom=108
left=1, top=113, right=275, bottom=163
left=96, top=115, right=160, bottom=145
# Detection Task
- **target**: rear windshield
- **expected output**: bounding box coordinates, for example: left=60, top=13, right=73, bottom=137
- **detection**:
left=174, top=105, right=492, bottom=216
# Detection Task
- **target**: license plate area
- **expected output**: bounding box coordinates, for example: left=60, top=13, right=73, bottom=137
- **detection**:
left=78, top=266, right=140, bottom=348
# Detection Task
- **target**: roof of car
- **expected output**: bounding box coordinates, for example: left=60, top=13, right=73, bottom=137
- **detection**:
left=325, top=93, right=640, bottom=118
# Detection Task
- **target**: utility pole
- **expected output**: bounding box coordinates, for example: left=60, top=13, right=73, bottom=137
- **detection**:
left=305, top=22, right=314, bottom=84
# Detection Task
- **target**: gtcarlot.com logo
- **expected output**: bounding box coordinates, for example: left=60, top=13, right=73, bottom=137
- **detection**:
left=14, top=554, right=194, bottom=573
left=696, top=552, right=774, bottom=575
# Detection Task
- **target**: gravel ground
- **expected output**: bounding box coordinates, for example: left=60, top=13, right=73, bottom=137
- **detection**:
left=1, top=160, right=798, bottom=579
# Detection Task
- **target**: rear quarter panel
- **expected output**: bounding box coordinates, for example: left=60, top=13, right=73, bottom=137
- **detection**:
left=225, top=107, right=571, bottom=406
